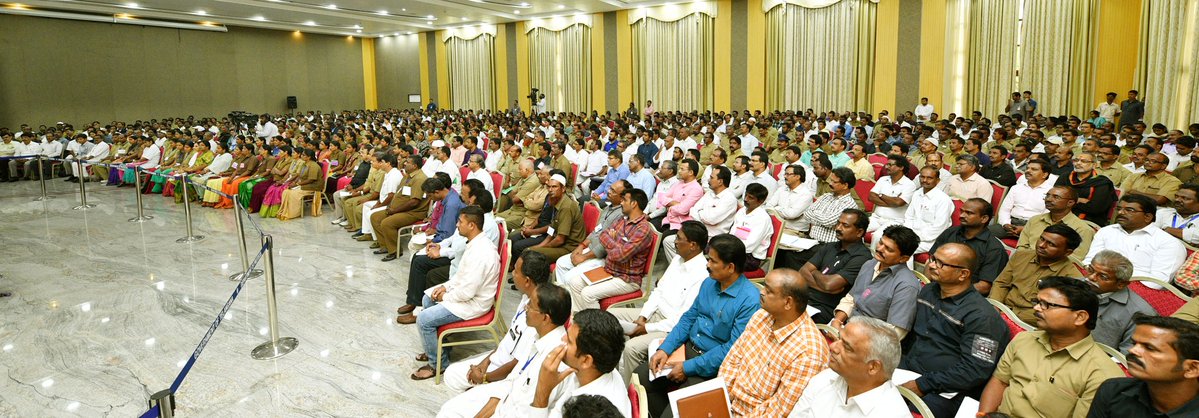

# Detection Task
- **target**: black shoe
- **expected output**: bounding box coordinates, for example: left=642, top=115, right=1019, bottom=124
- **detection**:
left=351, top=232, right=364, bottom=238
left=64, top=177, right=75, bottom=182
left=373, top=249, right=389, bottom=254
left=381, top=254, right=397, bottom=262
left=370, top=243, right=381, bottom=249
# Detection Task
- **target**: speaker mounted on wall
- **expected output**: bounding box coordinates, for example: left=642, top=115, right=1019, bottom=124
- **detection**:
left=286, top=96, right=298, bottom=109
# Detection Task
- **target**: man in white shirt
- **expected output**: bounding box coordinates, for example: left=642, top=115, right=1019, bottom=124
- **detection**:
left=465, top=154, right=494, bottom=195
left=436, top=284, right=571, bottom=418
left=645, top=160, right=679, bottom=219
left=866, top=155, right=917, bottom=234
left=748, top=150, right=779, bottom=196
left=766, top=164, right=816, bottom=230
left=914, top=97, right=935, bottom=124
left=732, top=183, right=776, bottom=270
left=991, top=160, right=1054, bottom=239
left=1155, top=184, right=1199, bottom=246
left=442, top=250, right=550, bottom=391
left=406, top=206, right=501, bottom=380
left=431, top=145, right=463, bottom=191
left=526, top=309, right=631, bottom=418
left=1085, top=194, right=1186, bottom=285
left=789, top=316, right=909, bottom=418
left=72, top=138, right=110, bottom=181
left=663, top=165, right=737, bottom=262
left=8, top=135, right=42, bottom=180
left=946, top=154, right=993, bottom=202
left=1096, top=92, right=1120, bottom=122
left=607, top=221, right=708, bottom=380
left=729, top=155, right=755, bottom=198
left=352, top=154, right=404, bottom=239
left=254, top=116, right=278, bottom=139
left=738, top=124, right=760, bottom=153
left=904, top=166, right=955, bottom=253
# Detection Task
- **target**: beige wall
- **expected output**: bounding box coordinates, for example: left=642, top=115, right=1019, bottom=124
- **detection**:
left=374, top=34, right=422, bottom=110
left=0, top=14, right=365, bottom=128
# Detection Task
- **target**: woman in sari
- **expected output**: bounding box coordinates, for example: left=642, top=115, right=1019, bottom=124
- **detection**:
left=248, top=146, right=293, bottom=212
left=235, top=145, right=277, bottom=209
left=257, top=148, right=301, bottom=216
left=205, top=144, right=253, bottom=207
left=151, top=141, right=190, bottom=195
left=172, top=141, right=214, bottom=204
left=276, top=149, right=323, bottom=220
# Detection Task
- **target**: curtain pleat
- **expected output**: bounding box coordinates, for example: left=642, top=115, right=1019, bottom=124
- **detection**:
left=965, top=0, right=1020, bottom=118
left=1135, top=0, right=1199, bottom=127
left=527, top=25, right=592, bottom=113
left=446, top=35, right=497, bottom=110
left=632, top=14, right=715, bottom=111
left=1019, top=0, right=1098, bottom=117
left=765, top=1, right=877, bottom=112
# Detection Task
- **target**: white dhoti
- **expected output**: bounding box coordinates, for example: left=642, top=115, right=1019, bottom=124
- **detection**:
left=360, top=201, right=385, bottom=236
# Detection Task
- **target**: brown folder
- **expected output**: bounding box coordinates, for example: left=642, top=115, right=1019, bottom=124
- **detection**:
left=675, top=388, right=731, bottom=418
left=582, top=265, right=613, bottom=285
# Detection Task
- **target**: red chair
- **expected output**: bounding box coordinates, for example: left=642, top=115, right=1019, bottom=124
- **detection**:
left=630, top=375, right=648, bottom=418
left=988, top=180, right=1008, bottom=219
left=1106, top=190, right=1123, bottom=224
left=867, top=153, right=889, bottom=166
left=816, top=323, right=839, bottom=344
left=772, top=163, right=784, bottom=179
left=600, top=228, right=663, bottom=310
left=989, top=298, right=1033, bottom=339
left=855, top=180, right=876, bottom=212
left=1129, top=277, right=1191, bottom=316
left=435, top=239, right=511, bottom=383
left=459, top=166, right=471, bottom=185
left=489, top=171, right=505, bottom=210
left=570, top=163, right=579, bottom=187
left=583, top=202, right=601, bottom=234
left=745, top=215, right=784, bottom=280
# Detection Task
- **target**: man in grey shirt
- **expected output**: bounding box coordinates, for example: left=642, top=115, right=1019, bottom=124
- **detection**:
left=831, top=224, right=922, bottom=338
left=1005, top=92, right=1032, bottom=120
left=1118, top=90, right=1145, bottom=129
left=1085, top=250, right=1155, bottom=354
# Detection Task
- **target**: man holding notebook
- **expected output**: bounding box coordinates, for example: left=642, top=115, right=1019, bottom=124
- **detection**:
left=635, top=234, right=761, bottom=418
left=560, top=188, right=657, bottom=312
left=553, top=180, right=630, bottom=285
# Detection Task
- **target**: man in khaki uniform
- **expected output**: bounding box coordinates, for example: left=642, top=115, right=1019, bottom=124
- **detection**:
left=343, top=156, right=385, bottom=232
left=1121, top=152, right=1182, bottom=206
left=498, top=159, right=541, bottom=226
left=524, top=171, right=586, bottom=262
left=989, top=224, right=1083, bottom=323
left=370, top=156, right=430, bottom=261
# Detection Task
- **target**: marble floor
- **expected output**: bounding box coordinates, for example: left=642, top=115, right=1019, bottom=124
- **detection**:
left=0, top=178, right=526, bottom=417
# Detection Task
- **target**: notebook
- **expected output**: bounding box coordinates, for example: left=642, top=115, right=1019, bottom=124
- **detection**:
left=668, top=377, right=731, bottom=418
left=582, top=265, right=614, bottom=286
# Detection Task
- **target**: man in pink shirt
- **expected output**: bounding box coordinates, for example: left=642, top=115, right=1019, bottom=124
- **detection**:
left=649, top=158, right=704, bottom=237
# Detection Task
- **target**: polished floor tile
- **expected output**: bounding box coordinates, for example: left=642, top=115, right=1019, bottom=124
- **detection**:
left=0, top=178, right=518, bottom=416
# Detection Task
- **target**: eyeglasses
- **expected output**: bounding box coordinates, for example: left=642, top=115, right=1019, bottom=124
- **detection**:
left=1115, top=206, right=1145, bottom=214
left=1030, top=298, right=1077, bottom=311
left=927, top=255, right=967, bottom=270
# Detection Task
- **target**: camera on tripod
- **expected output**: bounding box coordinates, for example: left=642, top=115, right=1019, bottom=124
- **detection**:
left=526, top=88, right=540, bottom=101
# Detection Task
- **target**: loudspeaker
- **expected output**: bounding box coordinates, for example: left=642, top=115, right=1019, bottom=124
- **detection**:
left=286, top=96, right=298, bottom=109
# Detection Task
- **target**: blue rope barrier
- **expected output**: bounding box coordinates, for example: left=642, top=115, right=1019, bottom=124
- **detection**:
left=138, top=404, right=160, bottom=418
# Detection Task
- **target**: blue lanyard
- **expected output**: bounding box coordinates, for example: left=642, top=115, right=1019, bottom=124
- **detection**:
left=1174, top=213, right=1199, bottom=229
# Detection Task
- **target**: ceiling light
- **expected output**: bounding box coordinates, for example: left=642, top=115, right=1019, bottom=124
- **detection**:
left=115, top=13, right=135, bottom=19
left=460, top=17, right=467, bottom=21
left=426, top=20, right=432, bottom=24
left=558, top=4, right=565, bottom=9
left=426, top=14, right=434, bottom=19
left=8, top=4, right=31, bottom=10
left=514, top=10, right=520, bottom=14
left=393, top=33, right=399, bottom=36
left=194, top=9, right=206, bottom=15
left=304, top=20, right=315, bottom=26
left=402, top=8, right=406, bottom=11
left=251, top=15, right=266, bottom=22
left=407, top=31, right=413, bottom=35
left=325, top=4, right=337, bottom=10
left=351, top=24, right=361, bottom=29
left=376, top=10, right=387, bottom=15
left=520, top=2, right=530, bottom=6
left=355, top=29, right=362, bottom=33
left=125, top=2, right=139, bottom=8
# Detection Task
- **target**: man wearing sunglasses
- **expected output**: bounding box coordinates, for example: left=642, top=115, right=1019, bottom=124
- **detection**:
left=978, top=276, right=1125, bottom=417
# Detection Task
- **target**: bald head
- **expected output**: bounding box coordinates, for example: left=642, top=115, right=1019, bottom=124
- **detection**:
left=929, top=243, right=978, bottom=288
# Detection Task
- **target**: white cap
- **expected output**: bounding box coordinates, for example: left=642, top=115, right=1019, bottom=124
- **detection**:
left=549, top=174, right=567, bottom=186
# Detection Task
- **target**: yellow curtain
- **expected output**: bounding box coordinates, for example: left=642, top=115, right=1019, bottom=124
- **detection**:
left=446, top=34, right=496, bottom=110
left=964, top=0, right=1021, bottom=118
left=1136, top=0, right=1199, bottom=128
left=764, top=0, right=877, bottom=112
left=632, top=13, right=715, bottom=111
left=1019, top=0, right=1098, bottom=116
left=527, top=24, right=592, bottom=113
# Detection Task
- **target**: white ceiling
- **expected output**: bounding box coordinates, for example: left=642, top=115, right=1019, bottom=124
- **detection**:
left=13, top=0, right=668, bottom=37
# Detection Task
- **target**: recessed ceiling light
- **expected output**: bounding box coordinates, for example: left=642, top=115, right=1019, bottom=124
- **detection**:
left=460, top=17, right=467, bottom=21
left=426, top=14, right=434, bottom=19
left=304, top=20, right=315, bottom=26
left=352, top=24, right=361, bottom=29
left=194, top=9, right=206, bottom=15
left=115, top=13, right=135, bottom=19
left=325, top=4, right=337, bottom=10
left=402, top=8, right=406, bottom=11
left=426, top=20, right=433, bottom=24
left=558, top=4, right=565, bottom=9
left=514, top=10, right=521, bottom=14
left=520, top=2, right=530, bottom=6
left=355, top=29, right=362, bottom=33
left=125, top=2, right=139, bottom=9
left=393, top=33, right=400, bottom=36
left=407, top=31, right=413, bottom=35
left=251, top=15, right=266, bottom=22
left=377, top=10, right=387, bottom=15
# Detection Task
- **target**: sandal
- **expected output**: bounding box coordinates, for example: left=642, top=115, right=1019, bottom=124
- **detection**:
left=415, top=353, right=429, bottom=362
left=410, top=365, right=436, bottom=380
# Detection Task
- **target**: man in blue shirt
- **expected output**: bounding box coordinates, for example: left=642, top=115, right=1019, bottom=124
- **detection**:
left=625, top=154, right=658, bottom=200
left=635, top=234, right=760, bottom=418
left=591, top=150, right=630, bottom=202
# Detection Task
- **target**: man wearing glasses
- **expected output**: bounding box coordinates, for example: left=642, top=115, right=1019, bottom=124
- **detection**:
left=1121, top=152, right=1182, bottom=207
left=897, top=243, right=1010, bottom=418
left=1084, top=194, right=1186, bottom=286
left=1055, top=151, right=1117, bottom=226
left=977, top=277, right=1125, bottom=417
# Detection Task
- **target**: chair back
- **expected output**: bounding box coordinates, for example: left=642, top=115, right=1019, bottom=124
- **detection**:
left=914, top=271, right=931, bottom=285
left=815, top=323, right=839, bottom=344
left=1097, top=343, right=1131, bottom=377
left=951, top=200, right=965, bottom=226
left=1129, top=277, right=1191, bottom=316
left=855, top=180, right=876, bottom=211
left=489, top=171, right=505, bottom=209
left=459, top=166, right=471, bottom=185
left=583, top=202, right=602, bottom=235
left=1107, top=189, right=1122, bottom=224
left=631, top=375, right=649, bottom=418
left=988, top=180, right=1007, bottom=214
left=571, top=163, right=579, bottom=185
left=764, top=214, right=784, bottom=269
left=898, top=386, right=935, bottom=418
left=867, top=153, right=890, bottom=166
left=771, top=163, right=784, bottom=179
left=497, top=218, right=508, bottom=243
left=988, top=298, right=1033, bottom=339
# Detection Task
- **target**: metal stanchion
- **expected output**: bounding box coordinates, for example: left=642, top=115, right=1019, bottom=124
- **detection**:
left=251, top=234, right=299, bottom=360
left=72, top=159, right=96, bottom=210
left=128, top=167, right=153, bottom=222
left=33, top=156, right=51, bottom=201
left=175, top=176, right=205, bottom=243
left=147, top=389, right=175, bottom=418
left=228, top=203, right=264, bottom=281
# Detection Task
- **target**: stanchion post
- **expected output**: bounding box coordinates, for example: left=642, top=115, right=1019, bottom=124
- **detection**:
left=251, top=234, right=298, bottom=360
left=228, top=202, right=264, bottom=281
left=147, top=389, right=175, bottom=418
left=175, top=176, right=204, bottom=243
left=33, top=155, right=51, bottom=201
left=72, top=159, right=96, bottom=210
left=129, top=167, right=153, bottom=222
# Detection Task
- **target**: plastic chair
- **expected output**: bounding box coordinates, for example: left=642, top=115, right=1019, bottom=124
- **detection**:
left=300, top=161, right=331, bottom=217
left=435, top=239, right=511, bottom=384
left=1107, top=190, right=1122, bottom=225
left=815, top=323, right=839, bottom=344
left=583, top=202, right=601, bottom=235
left=745, top=215, right=784, bottom=281
left=458, top=166, right=471, bottom=185
left=630, top=374, right=649, bottom=418
left=1129, top=277, right=1191, bottom=316
left=1097, top=342, right=1131, bottom=377
left=988, top=298, right=1034, bottom=339
left=867, top=153, right=890, bottom=167
left=772, top=163, right=784, bottom=179
left=599, top=228, right=662, bottom=310
left=898, top=386, right=935, bottom=418
left=489, top=171, right=505, bottom=211
left=988, top=180, right=1008, bottom=220
left=914, top=270, right=931, bottom=285
left=855, top=180, right=876, bottom=212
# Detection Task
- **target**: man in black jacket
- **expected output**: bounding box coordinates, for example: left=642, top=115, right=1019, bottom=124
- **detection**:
left=1055, top=151, right=1116, bottom=226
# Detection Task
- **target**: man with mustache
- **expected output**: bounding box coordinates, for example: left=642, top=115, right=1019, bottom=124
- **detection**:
left=1153, top=184, right=1199, bottom=246
left=1085, top=316, right=1199, bottom=417
left=978, top=276, right=1125, bottom=417
left=1084, top=194, right=1186, bottom=285
left=929, top=198, right=1009, bottom=296
left=989, top=224, right=1083, bottom=324
left=1084, top=250, right=1155, bottom=354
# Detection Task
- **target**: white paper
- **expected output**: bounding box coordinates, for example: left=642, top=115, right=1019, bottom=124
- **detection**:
left=548, top=226, right=557, bottom=236
left=411, top=232, right=428, bottom=246
left=891, top=369, right=958, bottom=399
left=647, top=338, right=673, bottom=380
left=779, top=234, right=819, bottom=250
left=954, top=397, right=981, bottom=418
left=620, top=319, right=638, bottom=335
left=401, top=186, right=412, bottom=196
left=668, top=376, right=731, bottom=418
